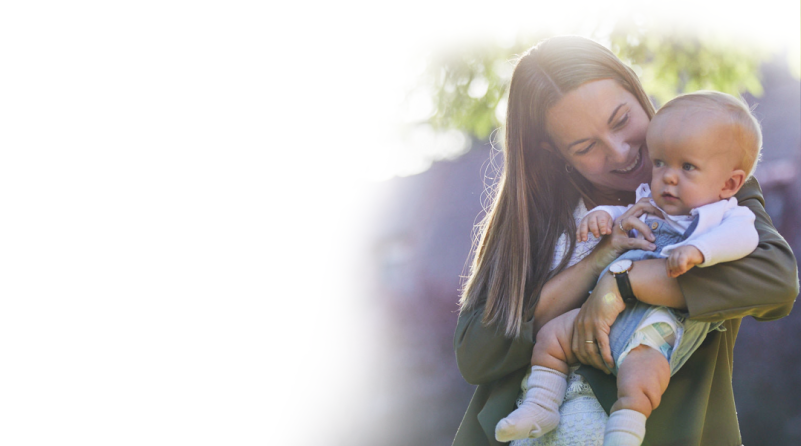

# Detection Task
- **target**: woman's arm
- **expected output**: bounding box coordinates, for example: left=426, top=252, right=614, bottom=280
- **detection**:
left=534, top=201, right=664, bottom=333
left=454, top=258, right=609, bottom=385
left=573, top=178, right=799, bottom=370
left=630, top=179, right=797, bottom=318
left=532, top=242, right=624, bottom=334
left=455, top=203, right=663, bottom=385
left=454, top=258, right=616, bottom=386
left=454, top=304, right=535, bottom=385
left=454, top=249, right=615, bottom=385
left=677, top=178, right=798, bottom=321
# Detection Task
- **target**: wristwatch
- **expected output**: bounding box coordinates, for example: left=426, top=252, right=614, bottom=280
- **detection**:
left=609, top=259, right=636, bottom=303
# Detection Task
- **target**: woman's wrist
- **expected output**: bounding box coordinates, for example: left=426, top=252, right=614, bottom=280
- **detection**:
left=595, top=273, right=627, bottom=313
left=586, top=242, right=621, bottom=276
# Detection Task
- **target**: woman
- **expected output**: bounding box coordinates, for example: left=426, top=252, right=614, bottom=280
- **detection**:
left=452, top=36, right=798, bottom=446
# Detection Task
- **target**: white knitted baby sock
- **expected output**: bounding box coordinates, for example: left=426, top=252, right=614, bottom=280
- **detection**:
left=603, top=409, right=647, bottom=446
left=495, top=366, right=567, bottom=442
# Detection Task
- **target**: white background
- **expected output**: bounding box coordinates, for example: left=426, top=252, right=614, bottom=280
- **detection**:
left=0, top=1, right=796, bottom=444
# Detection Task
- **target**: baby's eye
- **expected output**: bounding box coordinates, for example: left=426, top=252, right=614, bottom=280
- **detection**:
left=653, top=159, right=664, bottom=167
left=682, top=163, right=696, bottom=171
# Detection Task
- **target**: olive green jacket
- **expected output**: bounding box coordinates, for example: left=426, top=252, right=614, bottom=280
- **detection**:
left=452, top=179, right=798, bottom=446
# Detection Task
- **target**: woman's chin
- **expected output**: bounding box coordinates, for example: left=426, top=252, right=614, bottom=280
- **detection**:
left=605, top=173, right=650, bottom=193
left=610, top=156, right=652, bottom=189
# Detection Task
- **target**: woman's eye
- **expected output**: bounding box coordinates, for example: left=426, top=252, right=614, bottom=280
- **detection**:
left=682, top=163, right=695, bottom=171
left=576, top=142, right=595, bottom=155
left=614, top=114, right=629, bottom=129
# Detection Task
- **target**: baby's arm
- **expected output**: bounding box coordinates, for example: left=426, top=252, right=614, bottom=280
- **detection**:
left=688, top=204, right=758, bottom=267
left=666, top=245, right=705, bottom=278
left=665, top=202, right=758, bottom=279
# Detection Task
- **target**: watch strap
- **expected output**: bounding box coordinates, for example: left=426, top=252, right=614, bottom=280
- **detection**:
left=614, top=271, right=636, bottom=303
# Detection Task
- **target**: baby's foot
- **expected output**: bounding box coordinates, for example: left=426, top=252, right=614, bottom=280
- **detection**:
left=495, top=400, right=560, bottom=441
left=494, top=366, right=567, bottom=442
left=603, top=409, right=646, bottom=446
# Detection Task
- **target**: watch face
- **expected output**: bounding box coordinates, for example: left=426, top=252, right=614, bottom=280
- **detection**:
left=610, top=259, right=633, bottom=274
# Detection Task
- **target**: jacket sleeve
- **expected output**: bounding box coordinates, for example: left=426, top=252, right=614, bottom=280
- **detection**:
left=454, top=304, right=535, bottom=385
left=678, top=178, right=799, bottom=322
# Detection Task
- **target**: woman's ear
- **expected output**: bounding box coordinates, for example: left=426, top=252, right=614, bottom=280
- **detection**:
left=719, top=169, right=747, bottom=199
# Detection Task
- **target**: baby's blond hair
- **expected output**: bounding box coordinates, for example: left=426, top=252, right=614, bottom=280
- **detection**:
left=656, top=91, right=762, bottom=179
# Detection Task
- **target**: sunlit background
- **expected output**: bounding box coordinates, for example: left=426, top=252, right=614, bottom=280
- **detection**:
left=0, top=1, right=797, bottom=445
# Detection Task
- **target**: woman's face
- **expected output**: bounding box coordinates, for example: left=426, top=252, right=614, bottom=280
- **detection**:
left=545, top=79, right=652, bottom=194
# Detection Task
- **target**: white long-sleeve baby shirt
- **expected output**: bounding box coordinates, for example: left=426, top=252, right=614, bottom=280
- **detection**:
left=592, top=183, right=758, bottom=267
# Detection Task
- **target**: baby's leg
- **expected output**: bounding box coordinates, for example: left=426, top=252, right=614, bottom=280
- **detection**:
left=529, top=308, right=580, bottom=373
left=603, top=345, right=670, bottom=446
left=495, top=309, right=579, bottom=442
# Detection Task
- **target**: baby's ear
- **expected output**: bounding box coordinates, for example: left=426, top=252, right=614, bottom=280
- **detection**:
left=720, top=169, right=747, bottom=199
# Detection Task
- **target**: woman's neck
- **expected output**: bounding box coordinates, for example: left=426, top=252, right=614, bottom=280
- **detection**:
left=587, top=188, right=636, bottom=207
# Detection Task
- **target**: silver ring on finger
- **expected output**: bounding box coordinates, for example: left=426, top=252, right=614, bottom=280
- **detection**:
left=584, top=340, right=595, bottom=344
left=618, top=220, right=626, bottom=233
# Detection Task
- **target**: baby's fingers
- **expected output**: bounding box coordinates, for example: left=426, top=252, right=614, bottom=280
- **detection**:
left=588, top=217, right=601, bottom=239
left=596, top=215, right=612, bottom=236
left=577, top=219, right=590, bottom=242
left=667, top=254, right=687, bottom=278
left=666, top=261, right=679, bottom=278
left=676, top=257, right=693, bottom=277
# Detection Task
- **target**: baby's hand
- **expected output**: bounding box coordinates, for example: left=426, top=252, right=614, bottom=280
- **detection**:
left=667, top=245, right=705, bottom=278
left=577, top=211, right=613, bottom=242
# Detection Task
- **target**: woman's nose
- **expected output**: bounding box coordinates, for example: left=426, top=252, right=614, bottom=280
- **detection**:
left=606, top=138, right=630, bottom=163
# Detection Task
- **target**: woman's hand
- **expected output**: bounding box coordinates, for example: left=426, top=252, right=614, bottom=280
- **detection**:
left=587, top=198, right=662, bottom=272
left=572, top=269, right=627, bottom=373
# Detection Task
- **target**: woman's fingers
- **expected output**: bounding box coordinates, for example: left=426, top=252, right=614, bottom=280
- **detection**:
left=619, top=216, right=656, bottom=242
left=595, top=330, right=614, bottom=371
left=611, top=217, right=656, bottom=253
left=580, top=318, right=608, bottom=372
left=572, top=307, right=597, bottom=367
left=571, top=315, right=586, bottom=363
left=624, top=197, right=665, bottom=220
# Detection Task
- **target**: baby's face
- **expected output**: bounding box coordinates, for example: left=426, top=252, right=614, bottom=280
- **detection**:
left=646, top=110, right=740, bottom=215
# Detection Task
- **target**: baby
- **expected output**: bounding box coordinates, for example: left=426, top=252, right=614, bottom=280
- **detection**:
left=495, top=91, right=762, bottom=446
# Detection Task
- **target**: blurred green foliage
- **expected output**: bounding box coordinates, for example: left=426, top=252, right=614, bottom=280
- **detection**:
left=419, top=24, right=770, bottom=142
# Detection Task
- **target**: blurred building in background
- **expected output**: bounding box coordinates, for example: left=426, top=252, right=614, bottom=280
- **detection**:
left=359, top=54, right=800, bottom=445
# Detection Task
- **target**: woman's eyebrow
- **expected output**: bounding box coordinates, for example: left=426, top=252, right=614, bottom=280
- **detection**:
left=607, top=103, right=627, bottom=124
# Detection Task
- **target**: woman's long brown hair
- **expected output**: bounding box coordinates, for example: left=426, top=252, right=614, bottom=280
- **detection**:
left=459, top=36, right=655, bottom=338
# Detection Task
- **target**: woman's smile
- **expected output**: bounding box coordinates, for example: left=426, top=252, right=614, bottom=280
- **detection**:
left=545, top=79, right=652, bottom=194
left=611, top=146, right=644, bottom=175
